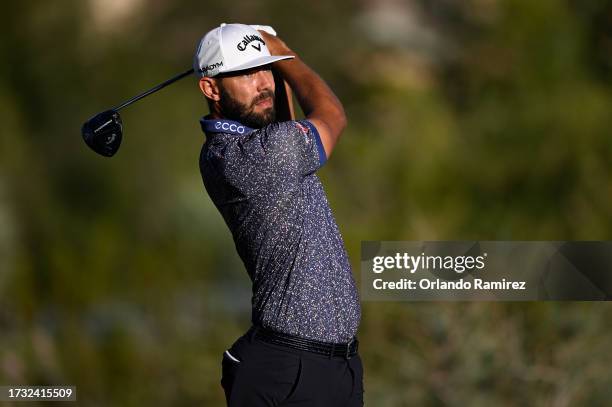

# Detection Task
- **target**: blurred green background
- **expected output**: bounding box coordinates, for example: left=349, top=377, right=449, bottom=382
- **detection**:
left=1, top=0, right=612, bottom=405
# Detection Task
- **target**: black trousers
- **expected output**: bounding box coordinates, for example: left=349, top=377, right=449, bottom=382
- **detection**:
left=221, top=327, right=364, bottom=406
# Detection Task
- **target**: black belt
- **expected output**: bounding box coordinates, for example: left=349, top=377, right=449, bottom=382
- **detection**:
left=250, top=326, right=359, bottom=359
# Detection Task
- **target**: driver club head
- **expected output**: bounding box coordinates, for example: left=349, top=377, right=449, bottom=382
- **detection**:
left=81, top=109, right=123, bottom=157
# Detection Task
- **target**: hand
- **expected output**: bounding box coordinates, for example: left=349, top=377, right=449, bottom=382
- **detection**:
left=258, top=30, right=292, bottom=56
left=250, top=25, right=276, bottom=36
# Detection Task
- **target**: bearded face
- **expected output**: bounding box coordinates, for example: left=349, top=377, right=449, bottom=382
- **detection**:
left=218, top=85, right=276, bottom=129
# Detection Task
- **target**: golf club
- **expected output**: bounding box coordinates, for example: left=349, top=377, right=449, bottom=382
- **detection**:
left=81, top=68, right=194, bottom=157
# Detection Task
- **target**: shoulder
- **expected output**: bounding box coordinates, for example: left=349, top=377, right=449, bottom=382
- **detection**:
left=257, top=120, right=320, bottom=146
left=255, top=120, right=326, bottom=169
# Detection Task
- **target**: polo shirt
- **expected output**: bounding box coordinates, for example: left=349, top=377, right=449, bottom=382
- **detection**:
left=199, top=116, right=361, bottom=343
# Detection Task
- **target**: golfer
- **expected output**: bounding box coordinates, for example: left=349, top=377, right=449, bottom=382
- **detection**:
left=195, top=23, right=363, bottom=406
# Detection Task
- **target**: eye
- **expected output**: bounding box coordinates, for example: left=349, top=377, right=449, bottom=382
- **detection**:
left=243, top=66, right=271, bottom=78
left=239, top=70, right=254, bottom=78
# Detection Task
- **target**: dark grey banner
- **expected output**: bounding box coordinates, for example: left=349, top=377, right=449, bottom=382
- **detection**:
left=361, top=241, right=612, bottom=301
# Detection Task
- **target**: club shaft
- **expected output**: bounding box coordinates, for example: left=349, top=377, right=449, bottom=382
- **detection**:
left=112, top=68, right=194, bottom=111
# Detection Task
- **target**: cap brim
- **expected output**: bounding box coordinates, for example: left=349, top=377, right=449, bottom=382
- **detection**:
left=218, top=55, right=295, bottom=75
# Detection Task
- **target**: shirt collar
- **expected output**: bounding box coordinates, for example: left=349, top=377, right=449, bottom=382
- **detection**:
left=200, top=116, right=254, bottom=136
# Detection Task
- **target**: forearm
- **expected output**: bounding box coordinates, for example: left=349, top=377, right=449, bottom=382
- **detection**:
left=262, top=30, right=347, bottom=156
left=273, top=52, right=346, bottom=126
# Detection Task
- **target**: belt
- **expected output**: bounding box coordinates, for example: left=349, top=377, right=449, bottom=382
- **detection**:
left=251, top=326, right=359, bottom=359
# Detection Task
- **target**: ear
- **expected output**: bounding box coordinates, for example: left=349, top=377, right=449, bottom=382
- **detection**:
left=199, top=77, right=221, bottom=101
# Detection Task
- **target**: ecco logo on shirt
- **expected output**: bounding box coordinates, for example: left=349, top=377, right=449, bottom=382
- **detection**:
left=215, top=121, right=246, bottom=134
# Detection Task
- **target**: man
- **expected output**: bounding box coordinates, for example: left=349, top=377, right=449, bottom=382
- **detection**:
left=194, top=23, right=363, bottom=406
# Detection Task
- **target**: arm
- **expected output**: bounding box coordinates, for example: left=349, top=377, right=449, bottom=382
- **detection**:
left=259, top=31, right=347, bottom=159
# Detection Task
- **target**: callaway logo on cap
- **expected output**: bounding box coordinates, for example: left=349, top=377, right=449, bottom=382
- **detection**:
left=194, top=23, right=294, bottom=77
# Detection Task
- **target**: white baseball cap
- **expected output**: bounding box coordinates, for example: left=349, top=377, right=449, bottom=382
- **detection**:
left=194, top=23, right=294, bottom=77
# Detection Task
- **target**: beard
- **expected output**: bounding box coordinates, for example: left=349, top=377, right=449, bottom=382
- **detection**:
left=218, top=87, right=276, bottom=129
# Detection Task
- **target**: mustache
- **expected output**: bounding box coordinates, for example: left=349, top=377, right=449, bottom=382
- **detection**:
left=251, top=90, right=275, bottom=107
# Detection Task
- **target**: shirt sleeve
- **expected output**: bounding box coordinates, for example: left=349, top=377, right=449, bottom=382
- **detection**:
left=259, top=120, right=327, bottom=176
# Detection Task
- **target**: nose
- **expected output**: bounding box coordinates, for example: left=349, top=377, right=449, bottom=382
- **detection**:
left=255, top=69, right=274, bottom=92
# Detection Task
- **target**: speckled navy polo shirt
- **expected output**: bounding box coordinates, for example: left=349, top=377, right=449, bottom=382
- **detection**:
left=199, top=116, right=361, bottom=343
